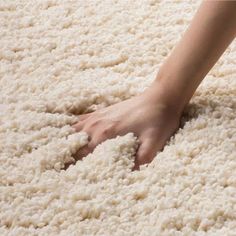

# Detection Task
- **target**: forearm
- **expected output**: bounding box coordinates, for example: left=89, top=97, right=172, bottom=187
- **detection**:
left=148, top=0, right=236, bottom=115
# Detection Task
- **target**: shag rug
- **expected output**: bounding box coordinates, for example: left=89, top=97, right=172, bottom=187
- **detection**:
left=0, top=0, right=235, bottom=235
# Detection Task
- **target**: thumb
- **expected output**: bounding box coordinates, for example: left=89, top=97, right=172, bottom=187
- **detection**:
left=132, top=138, right=159, bottom=171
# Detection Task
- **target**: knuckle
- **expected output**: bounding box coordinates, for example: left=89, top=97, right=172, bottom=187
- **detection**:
left=101, top=128, right=110, bottom=136
left=88, top=140, right=96, bottom=150
left=100, top=125, right=114, bottom=136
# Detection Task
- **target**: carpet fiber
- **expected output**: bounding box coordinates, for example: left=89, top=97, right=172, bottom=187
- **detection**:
left=0, top=0, right=236, bottom=235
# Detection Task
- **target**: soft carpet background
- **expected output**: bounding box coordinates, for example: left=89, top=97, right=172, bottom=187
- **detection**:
left=0, top=0, right=235, bottom=235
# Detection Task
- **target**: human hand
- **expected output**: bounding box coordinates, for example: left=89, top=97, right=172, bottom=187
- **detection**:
left=72, top=87, right=182, bottom=171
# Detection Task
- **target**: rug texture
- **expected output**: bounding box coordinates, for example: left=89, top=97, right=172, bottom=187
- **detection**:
left=0, top=0, right=236, bottom=235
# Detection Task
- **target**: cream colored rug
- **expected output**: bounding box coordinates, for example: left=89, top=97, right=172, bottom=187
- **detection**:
left=0, top=0, right=236, bottom=235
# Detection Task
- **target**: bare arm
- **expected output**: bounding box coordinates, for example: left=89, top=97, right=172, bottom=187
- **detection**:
left=147, top=0, right=236, bottom=115
left=73, top=1, right=236, bottom=170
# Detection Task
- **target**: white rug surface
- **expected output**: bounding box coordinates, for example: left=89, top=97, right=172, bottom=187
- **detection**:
left=0, top=0, right=236, bottom=235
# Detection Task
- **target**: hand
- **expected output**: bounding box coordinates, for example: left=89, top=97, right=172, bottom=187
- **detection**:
left=72, top=87, right=182, bottom=170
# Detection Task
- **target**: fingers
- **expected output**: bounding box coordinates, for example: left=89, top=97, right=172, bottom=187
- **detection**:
left=72, top=111, right=96, bottom=130
left=71, top=112, right=93, bottom=130
left=73, top=135, right=95, bottom=161
left=72, top=121, right=85, bottom=131
left=132, top=138, right=161, bottom=171
left=64, top=135, right=94, bottom=170
left=78, top=112, right=93, bottom=121
left=73, top=126, right=117, bottom=162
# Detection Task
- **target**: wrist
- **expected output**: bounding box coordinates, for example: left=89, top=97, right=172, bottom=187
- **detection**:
left=142, top=74, right=187, bottom=117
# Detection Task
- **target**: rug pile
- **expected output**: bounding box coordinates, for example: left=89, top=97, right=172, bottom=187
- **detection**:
left=0, top=0, right=235, bottom=235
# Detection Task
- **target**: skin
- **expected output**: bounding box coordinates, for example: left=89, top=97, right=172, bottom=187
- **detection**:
left=72, top=1, right=236, bottom=171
